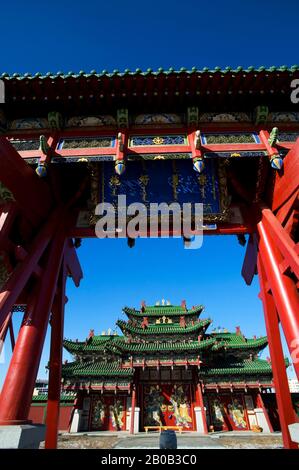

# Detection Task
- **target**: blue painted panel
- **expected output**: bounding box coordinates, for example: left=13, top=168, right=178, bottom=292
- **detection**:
left=101, top=159, right=221, bottom=215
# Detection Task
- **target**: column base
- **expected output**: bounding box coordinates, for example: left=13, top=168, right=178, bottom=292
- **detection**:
left=194, top=406, right=208, bottom=434
left=254, top=408, right=272, bottom=433
left=0, top=424, right=46, bottom=449
left=288, top=423, right=299, bottom=444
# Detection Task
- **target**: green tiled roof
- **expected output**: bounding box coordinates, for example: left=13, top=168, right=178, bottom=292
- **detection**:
left=112, top=337, right=216, bottom=352
left=211, top=333, right=268, bottom=349
left=200, top=359, right=273, bottom=376
left=63, top=335, right=122, bottom=353
left=64, top=332, right=268, bottom=355
left=32, top=393, right=75, bottom=402
left=123, top=305, right=204, bottom=317
left=1, top=66, right=298, bottom=80
left=62, top=361, right=133, bottom=378
left=116, top=319, right=211, bottom=335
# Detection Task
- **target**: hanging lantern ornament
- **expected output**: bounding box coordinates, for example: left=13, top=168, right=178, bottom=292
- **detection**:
left=35, top=161, right=47, bottom=177
left=115, top=159, right=125, bottom=175
left=193, top=157, right=204, bottom=173
left=270, top=155, right=283, bottom=170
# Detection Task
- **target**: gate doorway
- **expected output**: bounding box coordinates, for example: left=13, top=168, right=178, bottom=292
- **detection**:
left=0, top=68, right=298, bottom=449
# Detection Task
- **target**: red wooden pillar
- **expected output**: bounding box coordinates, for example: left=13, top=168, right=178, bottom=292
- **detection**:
left=45, top=261, right=67, bottom=449
left=257, top=392, right=274, bottom=433
left=130, top=386, right=136, bottom=434
left=0, top=231, right=66, bottom=424
left=196, top=382, right=208, bottom=434
left=257, top=256, right=297, bottom=449
left=257, top=215, right=299, bottom=380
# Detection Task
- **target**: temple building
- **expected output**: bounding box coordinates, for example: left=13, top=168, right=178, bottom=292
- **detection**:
left=61, top=300, right=278, bottom=433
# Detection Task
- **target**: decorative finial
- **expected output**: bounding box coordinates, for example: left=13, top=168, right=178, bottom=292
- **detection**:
left=35, top=162, right=47, bottom=178
left=115, top=160, right=125, bottom=175
left=270, top=155, right=283, bottom=170
left=268, top=127, right=279, bottom=147
left=193, top=158, right=204, bottom=173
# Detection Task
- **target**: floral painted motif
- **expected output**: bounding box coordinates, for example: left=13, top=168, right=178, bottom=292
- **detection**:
left=135, top=114, right=181, bottom=125
left=269, top=112, right=299, bottom=122
left=199, top=113, right=250, bottom=122
left=8, top=138, right=40, bottom=151
left=129, top=135, right=186, bottom=146
left=58, top=136, right=115, bottom=149
left=66, top=115, right=116, bottom=127
left=9, top=117, right=48, bottom=129
left=278, top=132, right=299, bottom=142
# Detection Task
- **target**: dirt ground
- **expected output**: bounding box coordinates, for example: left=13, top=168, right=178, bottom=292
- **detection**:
left=40, top=432, right=284, bottom=449
left=40, top=434, right=118, bottom=449
left=215, top=434, right=283, bottom=449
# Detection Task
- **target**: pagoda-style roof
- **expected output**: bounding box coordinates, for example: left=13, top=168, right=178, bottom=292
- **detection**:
left=3, top=65, right=298, bottom=81
left=112, top=337, right=216, bottom=353
left=123, top=304, right=204, bottom=318
left=63, top=335, right=122, bottom=354
left=63, top=332, right=268, bottom=355
left=200, top=358, right=273, bottom=377
left=116, top=318, right=211, bottom=336
left=62, top=361, right=133, bottom=378
left=2, top=66, right=298, bottom=115
left=32, top=393, right=75, bottom=403
left=211, top=333, right=268, bottom=350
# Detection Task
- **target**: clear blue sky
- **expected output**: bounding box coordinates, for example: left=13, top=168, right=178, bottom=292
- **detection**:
left=0, top=0, right=298, bottom=384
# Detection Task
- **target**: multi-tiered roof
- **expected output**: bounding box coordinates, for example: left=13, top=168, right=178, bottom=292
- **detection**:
left=62, top=301, right=274, bottom=390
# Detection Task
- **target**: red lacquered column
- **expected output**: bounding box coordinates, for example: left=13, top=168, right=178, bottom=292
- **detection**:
left=0, top=232, right=66, bottom=424
left=257, top=256, right=298, bottom=449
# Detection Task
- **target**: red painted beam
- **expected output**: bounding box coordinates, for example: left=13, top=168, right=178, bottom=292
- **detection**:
left=14, top=246, right=43, bottom=277
left=45, top=262, right=67, bottom=449
left=0, top=231, right=66, bottom=424
left=0, top=206, right=66, bottom=331
left=70, top=224, right=252, bottom=238
left=0, top=203, right=18, bottom=251
left=258, top=217, right=299, bottom=380
left=272, top=138, right=299, bottom=212
left=275, top=189, right=299, bottom=227
left=0, top=137, right=53, bottom=226
left=64, top=239, right=83, bottom=287
left=257, top=256, right=298, bottom=449
left=261, top=208, right=299, bottom=278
